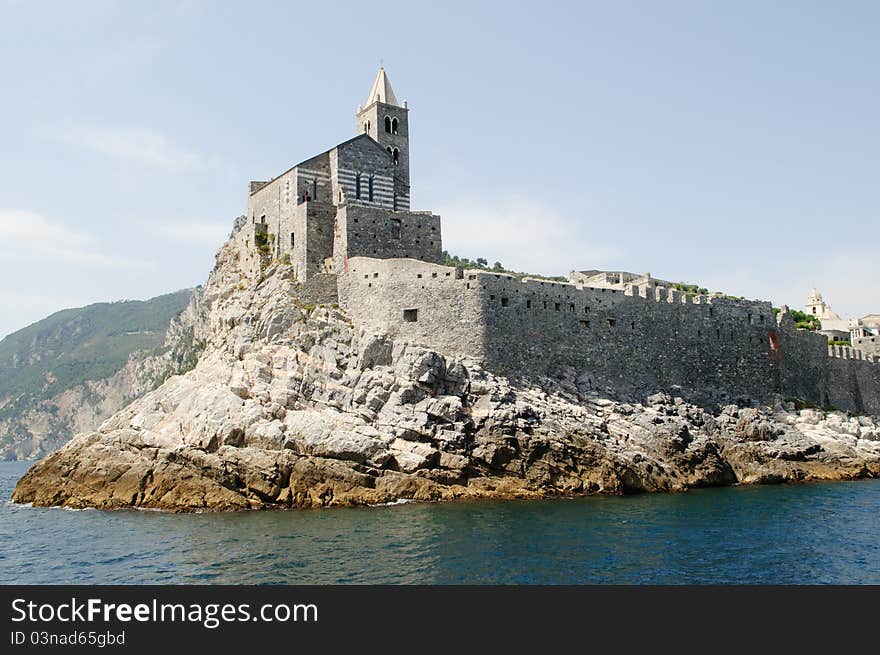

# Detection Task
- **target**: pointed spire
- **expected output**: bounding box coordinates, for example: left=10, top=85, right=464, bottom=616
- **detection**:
left=364, top=67, right=400, bottom=107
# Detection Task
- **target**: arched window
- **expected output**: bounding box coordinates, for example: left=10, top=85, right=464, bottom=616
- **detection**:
left=392, top=148, right=399, bottom=165
left=386, top=146, right=393, bottom=157
left=368, top=175, right=374, bottom=202
left=355, top=173, right=361, bottom=200
left=384, top=116, right=391, bottom=133
left=391, top=117, right=398, bottom=134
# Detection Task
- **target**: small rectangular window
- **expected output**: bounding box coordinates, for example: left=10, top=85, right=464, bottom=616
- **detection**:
left=526, top=300, right=532, bottom=309
left=580, top=319, right=590, bottom=328
left=569, top=303, right=575, bottom=312
left=554, top=303, right=561, bottom=311
left=607, top=319, right=616, bottom=328
left=501, top=298, right=509, bottom=307
left=403, top=308, right=418, bottom=322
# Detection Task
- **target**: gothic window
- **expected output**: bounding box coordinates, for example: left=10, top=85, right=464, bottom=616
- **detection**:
left=384, top=116, right=392, bottom=133
left=368, top=175, right=374, bottom=202
left=391, top=117, right=398, bottom=134
left=386, top=146, right=393, bottom=156
left=392, top=148, right=399, bottom=165
left=355, top=173, right=361, bottom=200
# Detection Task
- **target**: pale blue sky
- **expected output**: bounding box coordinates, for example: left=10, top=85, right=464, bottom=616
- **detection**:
left=1, top=0, right=878, bottom=338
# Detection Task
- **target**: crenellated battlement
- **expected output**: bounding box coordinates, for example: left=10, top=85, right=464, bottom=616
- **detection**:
left=829, top=344, right=879, bottom=364
left=334, top=256, right=880, bottom=414
left=244, top=69, right=879, bottom=415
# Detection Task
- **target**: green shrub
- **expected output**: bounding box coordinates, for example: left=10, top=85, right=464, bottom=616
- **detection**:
left=789, top=310, right=820, bottom=331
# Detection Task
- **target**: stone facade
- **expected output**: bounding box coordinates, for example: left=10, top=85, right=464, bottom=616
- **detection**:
left=243, top=68, right=880, bottom=417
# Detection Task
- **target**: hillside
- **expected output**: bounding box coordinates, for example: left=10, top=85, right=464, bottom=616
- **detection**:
left=0, top=290, right=201, bottom=460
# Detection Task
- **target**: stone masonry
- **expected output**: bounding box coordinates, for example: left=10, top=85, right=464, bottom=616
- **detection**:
left=243, top=68, right=880, bottom=416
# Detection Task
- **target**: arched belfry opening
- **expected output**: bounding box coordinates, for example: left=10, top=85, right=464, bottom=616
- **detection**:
left=384, top=116, right=392, bottom=133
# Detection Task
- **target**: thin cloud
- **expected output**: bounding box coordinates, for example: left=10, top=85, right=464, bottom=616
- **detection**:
left=0, top=209, right=150, bottom=269
left=436, top=197, right=620, bottom=277
left=54, top=123, right=205, bottom=171
left=702, top=247, right=880, bottom=319
left=139, top=219, right=232, bottom=249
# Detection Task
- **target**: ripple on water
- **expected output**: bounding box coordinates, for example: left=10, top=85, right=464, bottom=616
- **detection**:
left=1, top=461, right=879, bottom=584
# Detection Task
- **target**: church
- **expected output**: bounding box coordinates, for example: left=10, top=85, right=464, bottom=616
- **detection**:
left=242, top=68, right=441, bottom=282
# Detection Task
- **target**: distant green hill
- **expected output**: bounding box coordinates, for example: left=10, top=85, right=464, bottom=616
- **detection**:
left=0, top=290, right=194, bottom=459
left=0, top=290, right=192, bottom=402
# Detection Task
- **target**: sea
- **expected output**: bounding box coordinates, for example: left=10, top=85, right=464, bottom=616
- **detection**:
left=0, top=461, right=877, bottom=584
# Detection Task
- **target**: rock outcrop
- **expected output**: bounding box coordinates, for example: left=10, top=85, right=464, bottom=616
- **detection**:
left=13, top=225, right=880, bottom=510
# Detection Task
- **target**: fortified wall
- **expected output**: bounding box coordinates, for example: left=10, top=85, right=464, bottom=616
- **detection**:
left=338, top=258, right=880, bottom=415
left=243, top=67, right=880, bottom=416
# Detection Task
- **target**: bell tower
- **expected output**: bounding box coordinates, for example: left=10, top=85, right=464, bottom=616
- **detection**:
left=357, top=67, right=410, bottom=209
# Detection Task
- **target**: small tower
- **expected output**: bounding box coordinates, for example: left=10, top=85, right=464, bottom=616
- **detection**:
left=806, top=288, right=839, bottom=320
left=357, top=67, right=410, bottom=208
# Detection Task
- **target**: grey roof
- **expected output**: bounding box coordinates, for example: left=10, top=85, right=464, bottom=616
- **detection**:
left=364, top=67, right=399, bottom=107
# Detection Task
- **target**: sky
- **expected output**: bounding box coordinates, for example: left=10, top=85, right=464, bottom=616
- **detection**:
left=1, top=0, right=878, bottom=339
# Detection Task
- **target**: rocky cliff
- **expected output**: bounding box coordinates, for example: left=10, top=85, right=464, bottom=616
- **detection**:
left=13, top=223, right=880, bottom=510
left=0, top=290, right=205, bottom=460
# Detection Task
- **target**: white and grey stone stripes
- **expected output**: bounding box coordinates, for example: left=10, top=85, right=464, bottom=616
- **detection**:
left=336, top=168, right=395, bottom=209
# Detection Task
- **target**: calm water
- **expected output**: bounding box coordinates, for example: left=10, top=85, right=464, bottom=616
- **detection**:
left=1, top=461, right=878, bottom=584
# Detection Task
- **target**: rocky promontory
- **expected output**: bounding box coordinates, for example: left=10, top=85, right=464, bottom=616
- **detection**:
left=13, top=225, right=880, bottom=511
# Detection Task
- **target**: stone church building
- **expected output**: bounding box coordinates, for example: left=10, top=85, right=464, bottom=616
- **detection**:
left=242, top=68, right=440, bottom=282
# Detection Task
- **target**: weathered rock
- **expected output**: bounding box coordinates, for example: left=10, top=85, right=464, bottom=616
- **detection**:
left=11, top=226, right=880, bottom=512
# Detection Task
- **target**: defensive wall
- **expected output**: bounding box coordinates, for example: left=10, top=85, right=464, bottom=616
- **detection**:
left=338, top=257, right=880, bottom=414
left=333, top=204, right=441, bottom=275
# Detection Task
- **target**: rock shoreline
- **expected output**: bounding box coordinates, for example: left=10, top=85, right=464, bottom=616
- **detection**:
left=13, top=237, right=880, bottom=512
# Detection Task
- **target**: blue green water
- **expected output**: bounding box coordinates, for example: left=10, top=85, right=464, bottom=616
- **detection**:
left=1, top=461, right=878, bottom=584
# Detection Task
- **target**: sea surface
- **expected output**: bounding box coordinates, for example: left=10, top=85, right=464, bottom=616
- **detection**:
left=1, top=461, right=878, bottom=584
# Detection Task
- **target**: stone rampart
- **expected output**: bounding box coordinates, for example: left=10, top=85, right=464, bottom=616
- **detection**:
left=338, top=257, right=880, bottom=413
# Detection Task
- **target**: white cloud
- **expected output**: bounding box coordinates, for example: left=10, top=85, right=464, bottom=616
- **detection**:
left=142, top=219, right=232, bottom=249
left=435, top=197, right=620, bottom=277
left=54, top=124, right=205, bottom=171
left=701, top=246, right=880, bottom=319
left=0, top=209, right=149, bottom=269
